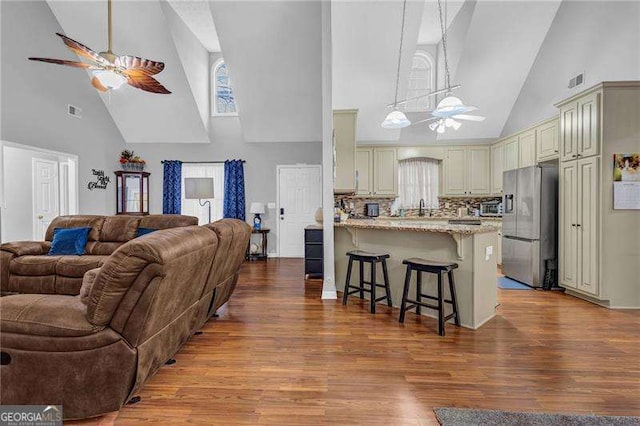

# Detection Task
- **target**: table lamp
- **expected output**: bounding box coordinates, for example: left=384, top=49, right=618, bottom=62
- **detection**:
left=250, top=202, right=265, bottom=230
left=185, top=178, right=214, bottom=223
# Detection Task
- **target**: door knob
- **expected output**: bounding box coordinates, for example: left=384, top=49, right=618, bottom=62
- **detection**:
left=38, top=215, right=44, bottom=219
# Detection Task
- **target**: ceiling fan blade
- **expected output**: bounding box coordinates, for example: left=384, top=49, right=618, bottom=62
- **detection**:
left=28, top=57, right=96, bottom=69
left=452, top=114, right=486, bottom=122
left=116, top=56, right=165, bottom=76
left=56, top=32, right=111, bottom=66
left=412, top=116, right=439, bottom=125
left=126, top=73, right=171, bottom=94
left=91, top=76, right=109, bottom=93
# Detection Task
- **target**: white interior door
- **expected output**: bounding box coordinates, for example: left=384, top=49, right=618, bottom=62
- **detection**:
left=278, top=165, right=322, bottom=257
left=33, top=158, right=59, bottom=240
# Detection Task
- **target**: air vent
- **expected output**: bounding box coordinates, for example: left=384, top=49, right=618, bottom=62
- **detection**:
left=68, top=104, right=82, bottom=119
left=568, top=72, right=585, bottom=89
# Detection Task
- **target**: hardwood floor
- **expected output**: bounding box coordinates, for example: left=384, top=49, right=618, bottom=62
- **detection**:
left=73, top=259, right=640, bottom=425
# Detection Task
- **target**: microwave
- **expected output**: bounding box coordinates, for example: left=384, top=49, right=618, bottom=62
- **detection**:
left=479, top=201, right=502, bottom=217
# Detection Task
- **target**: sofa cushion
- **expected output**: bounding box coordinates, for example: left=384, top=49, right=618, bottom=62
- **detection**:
left=48, top=227, right=91, bottom=256
left=11, top=255, right=61, bottom=276
left=0, top=294, right=103, bottom=337
left=56, top=256, right=107, bottom=278
left=139, top=214, right=198, bottom=230
left=79, top=268, right=101, bottom=305
left=100, top=216, right=142, bottom=242
left=45, top=216, right=105, bottom=242
left=85, top=242, right=125, bottom=256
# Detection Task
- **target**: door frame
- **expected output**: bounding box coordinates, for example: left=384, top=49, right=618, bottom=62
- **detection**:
left=32, top=157, right=59, bottom=240
left=276, top=164, right=322, bottom=258
left=0, top=141, right=79, bottom=242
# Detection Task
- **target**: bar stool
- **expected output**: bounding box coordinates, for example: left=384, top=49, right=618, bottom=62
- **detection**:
left=342, top=250, right=392, bottom=314
left=398, top=258, right=460, bottom=336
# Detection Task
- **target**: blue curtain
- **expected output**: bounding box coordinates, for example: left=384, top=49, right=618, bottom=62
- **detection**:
left=162, top=160, right=182, bottom=214
left=223, top=160, right=246, bottom=220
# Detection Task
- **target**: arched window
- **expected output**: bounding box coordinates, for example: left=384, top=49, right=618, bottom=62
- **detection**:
left=211, top=59, right=237, bottom=116
left=404, top=51, right=434, bottom=111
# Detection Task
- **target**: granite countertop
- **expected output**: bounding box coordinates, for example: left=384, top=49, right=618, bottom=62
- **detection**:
left=334, top=218, right=499, bottom=235
left=378, top=216, right=503, bottom=222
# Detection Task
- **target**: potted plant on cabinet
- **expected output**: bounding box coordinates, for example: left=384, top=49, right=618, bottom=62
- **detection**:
left=119, top=150, right=146, bottom=172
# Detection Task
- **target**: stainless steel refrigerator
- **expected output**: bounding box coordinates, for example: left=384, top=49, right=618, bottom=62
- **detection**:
left=502, top=165, right=558, bottom=287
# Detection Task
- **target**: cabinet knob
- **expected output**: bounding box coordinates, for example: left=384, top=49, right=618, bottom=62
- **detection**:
left=576, top=224, right=581, bottom=227
left=554, top=150, right=558, bottom=153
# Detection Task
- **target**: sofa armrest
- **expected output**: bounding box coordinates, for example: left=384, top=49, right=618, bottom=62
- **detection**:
left=80, top=267, right=101, bottom=305
left=1, top=241, right=51, bottom=256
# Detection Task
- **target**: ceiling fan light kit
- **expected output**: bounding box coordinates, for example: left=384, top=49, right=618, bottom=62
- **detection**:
left=28, top=0, right=170, bottom=95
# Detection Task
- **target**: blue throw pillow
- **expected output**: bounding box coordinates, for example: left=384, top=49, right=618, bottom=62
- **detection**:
left=48, top=227, right=91, bottom=256
left=136, top=227, right=157, bottom=237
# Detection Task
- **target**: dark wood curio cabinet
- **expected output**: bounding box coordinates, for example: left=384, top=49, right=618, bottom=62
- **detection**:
left=114, top=171, right=150, bottom=215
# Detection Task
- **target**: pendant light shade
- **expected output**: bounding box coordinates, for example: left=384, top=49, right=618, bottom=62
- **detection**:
left=381, top=110, right=411, bottom=129
left=381, top=0, right=411, bottom=129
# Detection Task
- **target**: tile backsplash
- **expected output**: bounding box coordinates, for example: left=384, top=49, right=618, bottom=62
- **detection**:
left=335, top=194, right=502, bottom=217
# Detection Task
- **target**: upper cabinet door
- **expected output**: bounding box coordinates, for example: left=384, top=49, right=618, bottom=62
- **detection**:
left=467, top=147, right=491, bottom=195
left=372, top=148, right=397, bottom=195
left=333, top=110, right=357, bottom=192
left=355, top=148, right=373, bottom=196
left=491, top=142, right=504, bottom=195
left=444, top=147, right=467, bottom=195
left=537, top=119, right=559, bottom=161
left=503, top=137, right=519, bottom=171
left=559, top=102, right=578, bottom=162
left=578, top=92, right=600, bottom=158
left=518, top=130, right=536, bottom=168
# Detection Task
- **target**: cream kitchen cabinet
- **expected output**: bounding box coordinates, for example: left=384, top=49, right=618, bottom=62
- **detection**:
left=443, top=146, right=490, bottom=196
left=536, top=119, right=559, bottom=161
left=373, top=148, right=398, bottom=195
left=518, top=130, right=536, bottom=168
left=559, top=156, right=599, bottom=295
left=503, top=137, right=519, bottom=171
left=555, top=82, right=640, bottom=308
left=490, top=142, right=504, bottom=195
left=355, top=148, right=372, bottom=196
left=559, top=92, right=600, bottom=162
left=333, top=109, right=357, bottom=193
left=355, top=147, right=397, bottom=196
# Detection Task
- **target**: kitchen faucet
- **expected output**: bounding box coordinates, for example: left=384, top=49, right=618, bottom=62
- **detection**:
left=419, top=199, right=425, bottom=217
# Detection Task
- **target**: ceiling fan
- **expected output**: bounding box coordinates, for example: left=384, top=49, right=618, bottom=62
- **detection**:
left=386, top=0, right=485, bottom=133
left=28, top=0, right=170, bottom=94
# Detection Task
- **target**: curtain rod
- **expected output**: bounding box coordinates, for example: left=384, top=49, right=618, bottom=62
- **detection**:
left=161, top=160, right=245, bottom=164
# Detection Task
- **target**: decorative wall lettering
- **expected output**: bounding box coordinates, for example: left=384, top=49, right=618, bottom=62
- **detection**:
left=88, top=169, right=110, bottom=190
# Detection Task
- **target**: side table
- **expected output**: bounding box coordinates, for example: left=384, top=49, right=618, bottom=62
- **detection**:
left=246, top=228, right=269, bottom=261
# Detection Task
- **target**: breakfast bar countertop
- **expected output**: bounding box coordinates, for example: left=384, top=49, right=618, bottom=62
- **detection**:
left=334, top=218, right=499, bottom=235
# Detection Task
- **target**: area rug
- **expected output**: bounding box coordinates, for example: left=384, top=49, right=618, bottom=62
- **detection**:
left=434, top=407, right=640, bottom=425
left=497, top=276, right=532, bottom=290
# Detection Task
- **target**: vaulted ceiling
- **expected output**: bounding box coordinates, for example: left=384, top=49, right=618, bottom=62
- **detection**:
left=333, top=0, right=563, bottom=145
left=40, top=0, right=565, bottom=145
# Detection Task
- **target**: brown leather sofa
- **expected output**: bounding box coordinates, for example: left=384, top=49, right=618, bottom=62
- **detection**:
left=0, top=219, right=251, bottom=419
left=0, top=214, right=198, bottom=296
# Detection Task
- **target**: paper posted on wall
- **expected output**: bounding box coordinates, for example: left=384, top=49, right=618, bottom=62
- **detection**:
left=613, top=182, right=640, bottom=210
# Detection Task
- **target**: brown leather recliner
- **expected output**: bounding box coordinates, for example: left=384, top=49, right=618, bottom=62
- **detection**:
left=0, top=219, right=250, bottom=420
left=0, top=214, right=198, bottom=296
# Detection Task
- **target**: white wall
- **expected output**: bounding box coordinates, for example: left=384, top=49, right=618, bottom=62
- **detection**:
left=0, top=0, right=125, bottom=216
left=126, top=109, right=322, bottom=255
left=503, top=1, right=640, bottom=135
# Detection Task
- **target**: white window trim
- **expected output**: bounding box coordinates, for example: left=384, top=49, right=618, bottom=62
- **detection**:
left=211, top=58, right=238, bottom=117
left=406, top=50, right=435, bottom=111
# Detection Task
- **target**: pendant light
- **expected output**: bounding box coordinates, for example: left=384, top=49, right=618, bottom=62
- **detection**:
left=381, top=0, right=410, bottom=129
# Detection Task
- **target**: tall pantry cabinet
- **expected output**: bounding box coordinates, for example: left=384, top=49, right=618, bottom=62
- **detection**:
left=556, top=82, right=640, bottom=308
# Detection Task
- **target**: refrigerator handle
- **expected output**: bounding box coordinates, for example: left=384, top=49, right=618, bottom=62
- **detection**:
left=504, top=194, right=514, bottom=213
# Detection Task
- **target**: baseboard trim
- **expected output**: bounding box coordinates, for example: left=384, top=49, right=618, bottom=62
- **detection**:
left=321, top=289, right=337, bottom=299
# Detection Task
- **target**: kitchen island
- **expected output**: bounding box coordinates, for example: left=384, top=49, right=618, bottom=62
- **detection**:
left=334, top=218, right=499, bottom=330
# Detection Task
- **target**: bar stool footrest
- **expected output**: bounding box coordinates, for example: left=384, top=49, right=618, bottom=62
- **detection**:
left=404, top=299, right=439, bottom=311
